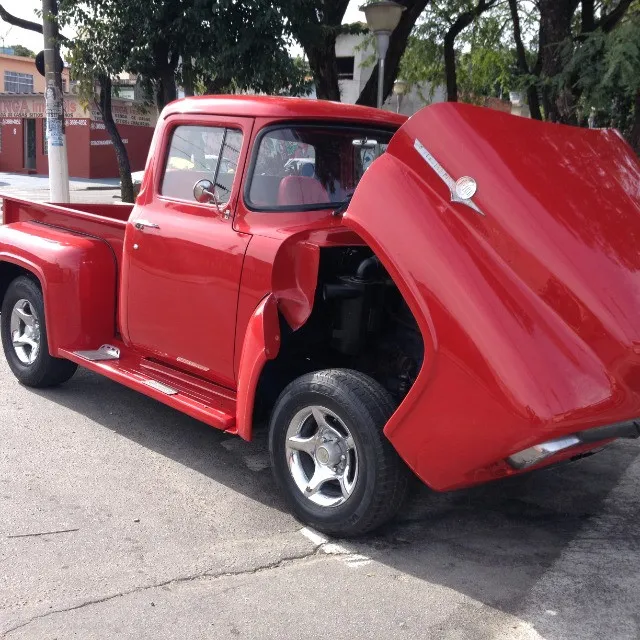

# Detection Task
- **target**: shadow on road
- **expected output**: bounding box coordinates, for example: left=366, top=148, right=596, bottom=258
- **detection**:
left=31, top=367, right=640, bottom=639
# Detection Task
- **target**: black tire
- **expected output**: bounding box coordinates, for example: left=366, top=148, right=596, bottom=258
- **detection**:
left=1, top=275, right=77, bottom=388
left=268, top=369, right=410, bottom=537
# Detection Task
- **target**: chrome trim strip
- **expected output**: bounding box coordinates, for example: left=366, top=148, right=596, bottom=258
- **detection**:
left=414, top=139, right=484, bottom=216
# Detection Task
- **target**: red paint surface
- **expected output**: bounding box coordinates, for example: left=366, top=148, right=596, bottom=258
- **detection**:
left=235, top=293, right=280, bottom=440
left=0, top=220, right=117, bottom=354
left=2, top=98, right=639, bottom=492
left=119, top=113, right=254, bottom=388
left=59, top=340, right=237, bottom=431
left=345, top=102, right=640, bottom=490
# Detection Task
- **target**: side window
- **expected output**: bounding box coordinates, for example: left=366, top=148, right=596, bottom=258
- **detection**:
left=161, top=125, right=242, bottom=203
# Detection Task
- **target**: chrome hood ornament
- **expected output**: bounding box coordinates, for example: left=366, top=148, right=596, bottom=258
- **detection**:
left=414, top=139, right=484, bottom=216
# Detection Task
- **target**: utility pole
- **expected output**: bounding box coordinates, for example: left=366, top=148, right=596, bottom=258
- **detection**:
left=42, top=0, right=69, bottom=202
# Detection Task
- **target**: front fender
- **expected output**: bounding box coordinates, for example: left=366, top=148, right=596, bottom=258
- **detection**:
left=0, top=222, right=117, bottom=355
left=234, top=294, right=280, bottom=440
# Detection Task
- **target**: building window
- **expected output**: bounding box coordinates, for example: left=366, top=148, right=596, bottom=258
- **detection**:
left=62, top=78, right=67, bottom=93
left=337, top=56, right=355, bottom=80
left=4, top=71, right=34, bottom=94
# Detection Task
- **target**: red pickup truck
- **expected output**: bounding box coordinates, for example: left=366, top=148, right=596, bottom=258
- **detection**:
left=2, top=96, right=640, bottom=536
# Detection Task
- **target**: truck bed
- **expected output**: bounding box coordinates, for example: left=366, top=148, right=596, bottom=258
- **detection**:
left=1, top=196, right=133, bottom=266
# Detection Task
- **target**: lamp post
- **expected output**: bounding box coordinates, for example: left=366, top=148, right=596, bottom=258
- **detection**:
left=393, top=78, right=408, bottom=113
left=360, top=1, right=405, bottom=109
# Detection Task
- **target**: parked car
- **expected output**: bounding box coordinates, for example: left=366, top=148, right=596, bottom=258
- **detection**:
left=1, top=96, right=640, bottom=536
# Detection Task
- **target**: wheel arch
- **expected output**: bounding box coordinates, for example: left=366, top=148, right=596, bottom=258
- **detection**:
left=0, top=259, right=45, bottom=306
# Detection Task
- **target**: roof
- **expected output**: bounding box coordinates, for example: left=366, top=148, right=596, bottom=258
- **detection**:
left=162, top=95, right=407, bottom=128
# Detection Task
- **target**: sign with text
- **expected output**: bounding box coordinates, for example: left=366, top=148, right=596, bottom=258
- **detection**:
left=0, top=96, right=156, bottom=128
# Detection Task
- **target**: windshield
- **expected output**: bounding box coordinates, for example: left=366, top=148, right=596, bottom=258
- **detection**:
left=246, top=124, right=395, bottom=211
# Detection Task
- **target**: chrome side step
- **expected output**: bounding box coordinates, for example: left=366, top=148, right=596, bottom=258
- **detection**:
left=143, top=379, right=178, bottom=395
left=74, top=344, right=121, bottom=361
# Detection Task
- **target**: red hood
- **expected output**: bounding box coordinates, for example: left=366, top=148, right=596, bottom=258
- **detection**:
left=344, top=102, right=640, bottom=489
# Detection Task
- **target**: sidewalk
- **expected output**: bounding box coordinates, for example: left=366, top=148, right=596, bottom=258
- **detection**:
left=0, top=172, right=120, bottom=192
left=0, top=172, right=122, bottom=206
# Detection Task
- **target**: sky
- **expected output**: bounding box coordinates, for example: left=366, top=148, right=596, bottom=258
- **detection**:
left=1, top=0, right=365, bottom=55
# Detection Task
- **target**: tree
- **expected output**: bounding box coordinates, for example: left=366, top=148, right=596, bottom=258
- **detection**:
left=10, top=44, right=36, bottom=58
left=507, top=0, right=542, bottom=119
left=356, top=0, right=431, bottom=106
left=522, top=0, right=633, bottom=123
left=0, top=3, right=137, bottom=202
left=564, top=3, right=640, bottom=151
left=399, top=1, right=514, bottom=103
left=277, top=0, right=354, bottom=101
left=275, top=0, right=429, bottom=105
left=442, top=0, right=498, bottom=101
left=62, top=0, right=308, bottom=113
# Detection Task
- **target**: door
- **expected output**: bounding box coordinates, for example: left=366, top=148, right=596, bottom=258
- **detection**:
left=23, top=118, right=36, bottom=171
left=124, top=116, right=253, bottom=388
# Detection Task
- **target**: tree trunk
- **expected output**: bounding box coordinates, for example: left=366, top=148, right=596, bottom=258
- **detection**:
left=581, top=0, right=595, bottom=33
left=153, top=44, right=179, bottom=112
left=630, top=90, right=640, bottom=155
left=182, top=58, right=195, bottom=97
left=508, top=0, right=542, bottom=120
left=155, top=67, right=178, bottom=112
left=443, top=1, right=494, bottom=103
left=204, top=76, right=234, bottom=94
left=307, top=37, right=341, bottom=101
left=537, top=0, right=579, bottom=123
left=356, top=0, right=430, bottom=107
left=96, top=75, right=134, bottom=203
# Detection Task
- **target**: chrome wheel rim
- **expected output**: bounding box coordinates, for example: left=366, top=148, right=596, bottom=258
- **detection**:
left=10, top=299, right=41, bottom=365
left=285, top=405, right=359, bottom=508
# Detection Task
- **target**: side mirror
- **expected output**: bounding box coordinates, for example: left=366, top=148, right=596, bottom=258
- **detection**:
left=193, top=179, right=217, bottom=205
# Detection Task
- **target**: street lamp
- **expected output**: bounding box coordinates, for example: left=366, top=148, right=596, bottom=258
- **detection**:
left=360, top=1, right=405, bottom=109
left=393, top=78, right=409, bottom=113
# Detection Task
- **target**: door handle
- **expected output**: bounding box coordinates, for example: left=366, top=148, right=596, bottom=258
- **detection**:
left=134, top=219, right=160, bottom=230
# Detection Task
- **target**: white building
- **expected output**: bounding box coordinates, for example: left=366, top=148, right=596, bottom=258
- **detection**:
left=331, top=32, right=446, bottom=115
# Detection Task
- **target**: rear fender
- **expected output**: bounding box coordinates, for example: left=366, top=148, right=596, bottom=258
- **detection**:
left=0, top=222, right=117, bottom=355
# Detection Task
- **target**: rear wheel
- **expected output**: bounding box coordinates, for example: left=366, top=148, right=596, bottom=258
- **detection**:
left=1, top=276, right=77, bottom=387
left=269, top=369, right=410, bottom=537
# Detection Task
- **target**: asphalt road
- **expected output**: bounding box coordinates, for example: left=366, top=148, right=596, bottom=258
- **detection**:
left=1, top=358, right=640, bottom=639
left=1, top=175, right=639, bottom=638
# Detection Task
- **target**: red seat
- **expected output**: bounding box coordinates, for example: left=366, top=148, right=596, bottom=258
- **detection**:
left=277, top=176, right=328, bottom=207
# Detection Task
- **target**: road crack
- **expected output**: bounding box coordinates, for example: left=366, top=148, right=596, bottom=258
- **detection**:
left=2, top=546, right=322, bottom=638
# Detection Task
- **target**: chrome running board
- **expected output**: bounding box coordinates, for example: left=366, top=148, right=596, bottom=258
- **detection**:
left=143, top=379, right=178, bottom=395
left=74, top=344, right=121, bottom=361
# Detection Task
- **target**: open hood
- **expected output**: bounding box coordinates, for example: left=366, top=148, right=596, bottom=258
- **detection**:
left=344, top=102, right=640, bottom=488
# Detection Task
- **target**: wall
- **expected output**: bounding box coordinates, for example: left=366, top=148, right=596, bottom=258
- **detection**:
left=0, top=118, right=24, bottom=172
left=0, top=95, right=156, bottom=178
left=335, top=33, right=375, bottom=105
left=332, top=32, right=446, bottom=114
left=0, top=54, right=70, bottom=93
left=36, top=120, right=91, bottom=178
left=89, top=122, right=154, bottom=178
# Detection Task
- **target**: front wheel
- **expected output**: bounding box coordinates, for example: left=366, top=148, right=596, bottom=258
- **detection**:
left=268, top=369, right=410, bottom=537
left=1, top=276, right=77, bottom=387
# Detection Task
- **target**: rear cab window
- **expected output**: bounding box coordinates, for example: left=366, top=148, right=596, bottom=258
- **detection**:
left=161, top=125, right=242, bottom=203
left=246, top=124, right=394, bottom=211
